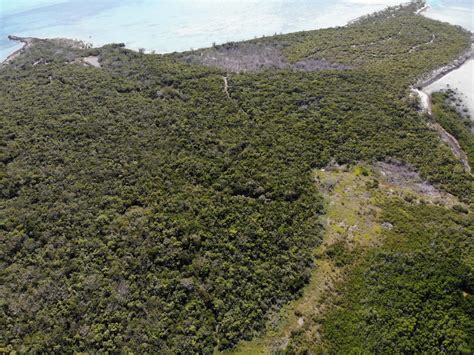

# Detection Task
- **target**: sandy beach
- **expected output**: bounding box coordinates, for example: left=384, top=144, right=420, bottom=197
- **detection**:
left=423, top=58, right=474, bottom=117
left=412, top=52, right=473, bottom=118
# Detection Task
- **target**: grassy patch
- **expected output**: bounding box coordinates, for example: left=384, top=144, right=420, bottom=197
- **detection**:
left=233, top=163, right=471, bottom=353
left=319, top=200, right=473, bottom=353
left=231, top=165, right=385, bottom=353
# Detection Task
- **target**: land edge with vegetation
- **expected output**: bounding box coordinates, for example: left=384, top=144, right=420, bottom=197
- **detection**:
left=4, top=8, right=473, bottom=174
left=409, top=31, right=473, bottom=173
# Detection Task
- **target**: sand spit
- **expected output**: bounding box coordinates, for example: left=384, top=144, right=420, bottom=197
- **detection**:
left=2, top=35, right=94, bottom=69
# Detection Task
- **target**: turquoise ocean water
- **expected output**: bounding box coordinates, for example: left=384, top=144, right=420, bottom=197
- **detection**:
left=1, top=0, right=471, bottom=61
left=0, top=0, right=472, bottom=115
left=424, top=0, right=473, bottom=30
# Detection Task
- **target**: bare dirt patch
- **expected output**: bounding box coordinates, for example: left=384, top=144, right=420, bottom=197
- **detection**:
left=374, top=160, right=463, bottom=208
left=375, top=161, right=442, bottom=196
left=83, top=56, right=101, bottom=68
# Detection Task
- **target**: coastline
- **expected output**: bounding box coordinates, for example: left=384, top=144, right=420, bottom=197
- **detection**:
left=410, top=42, right=473, bottom=173
left=1, top=0, right=430, bottom=63
left=415, top=4, right=430, bottom=15
left=3, top=1, right=472, bottom=112
left=1, top=35, right=94, bottom=68
left=416, top=1, right=474, bottom=120
left=411, top=28, right=473, bottom=107
left=1, top=35, right=34, bottom=65
left=411, top=44, right=473, bottom=117
left=0, top=2, right=428, bottom=67
left=415, top=44, right=474, bottom=89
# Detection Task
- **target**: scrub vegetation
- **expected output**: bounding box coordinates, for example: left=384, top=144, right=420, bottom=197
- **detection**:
left=287, top=165, right=472, bottom=354
left=234, top=164, right=472, bottom=354
left=317, top=197, right=473, bottom=354
left=431, top=90, right=474, bottom=167
left=0, top=1, right=472, bottom=352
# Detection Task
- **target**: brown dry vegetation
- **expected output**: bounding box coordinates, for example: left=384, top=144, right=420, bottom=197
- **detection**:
left=179, top=42, right=352, bottom=73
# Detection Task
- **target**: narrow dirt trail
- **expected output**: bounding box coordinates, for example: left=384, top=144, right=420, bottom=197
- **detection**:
left=413, top=89, right=471, bottom=173
left=409, top=33, right=435, bottom=53
left=412, top=87, right=471, bottom=173
left=221, top=74, right=251, bottom=118
left=222, top=75, right=230, bottom=99
left=410, top=46, right=473, bottom=174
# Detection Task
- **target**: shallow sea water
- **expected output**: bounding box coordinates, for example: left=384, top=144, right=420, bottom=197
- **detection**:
left=423, top=1, right=473, bottom=118
left=423, top=0, right=473, bottom=31
left=424, top=59, right=474, bottom=117
left=0, top=0, right=427, bottom=59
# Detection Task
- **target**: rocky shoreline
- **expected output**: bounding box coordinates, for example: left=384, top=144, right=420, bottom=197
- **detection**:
left=415, top=41, right=474, bottom=89
left=411, top=32, right=473, bottom=110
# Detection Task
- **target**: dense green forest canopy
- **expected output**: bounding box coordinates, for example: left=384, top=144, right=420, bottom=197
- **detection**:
left=0, top=1, right=472, bottom=352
